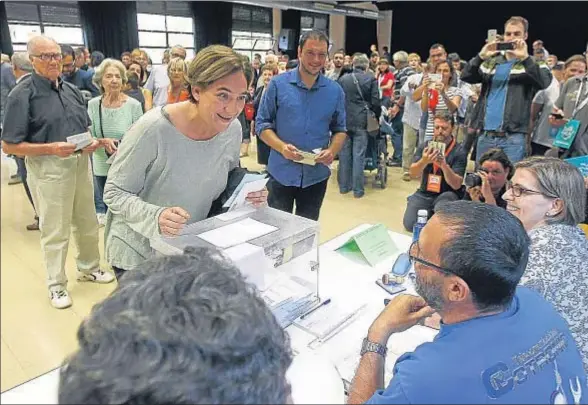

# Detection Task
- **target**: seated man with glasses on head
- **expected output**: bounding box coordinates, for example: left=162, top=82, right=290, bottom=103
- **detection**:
left=348, top=201, right=586, bottom=404
left=463, top=148, right=513, bottom=208
left=403, top=113, right=467, bottom=232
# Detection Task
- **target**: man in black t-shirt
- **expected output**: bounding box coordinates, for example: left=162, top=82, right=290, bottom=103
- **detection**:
left=403, top=113, right=467, bottom=231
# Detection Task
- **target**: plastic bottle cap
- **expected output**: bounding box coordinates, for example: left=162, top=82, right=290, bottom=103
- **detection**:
left=417, top=210, right=428, bottom=217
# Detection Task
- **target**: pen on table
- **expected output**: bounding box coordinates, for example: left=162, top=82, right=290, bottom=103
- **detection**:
left=300, top=298, right=332, bottom=320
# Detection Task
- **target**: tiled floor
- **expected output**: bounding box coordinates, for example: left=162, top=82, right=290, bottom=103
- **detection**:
left=0, top=143, right=416, bottom=392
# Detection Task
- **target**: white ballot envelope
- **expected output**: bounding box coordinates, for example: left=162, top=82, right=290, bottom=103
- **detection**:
left=298, top=150, right=319, bottom=166
left=66, top=132, right=93, bottom=151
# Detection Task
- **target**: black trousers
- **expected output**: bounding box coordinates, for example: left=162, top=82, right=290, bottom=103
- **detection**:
left=267, top=177, right=328, bottom=221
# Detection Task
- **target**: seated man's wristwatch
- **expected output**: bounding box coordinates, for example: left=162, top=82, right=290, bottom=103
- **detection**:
left=360, top=337, right=387, bottom=357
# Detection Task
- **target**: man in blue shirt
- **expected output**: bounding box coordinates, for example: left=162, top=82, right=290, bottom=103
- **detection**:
left=348, top=201, right=586, bottom=404
left=256, top=30, right=347, bottom=220
left=61, top=45, right=99, bottom=98
left=461, top=16, right=551, bottom=164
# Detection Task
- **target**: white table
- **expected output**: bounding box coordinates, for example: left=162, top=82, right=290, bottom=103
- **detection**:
left=1, top=225, right=436, bottom=404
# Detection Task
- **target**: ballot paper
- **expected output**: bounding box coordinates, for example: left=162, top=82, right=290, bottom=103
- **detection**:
left=66, top=132, right=93, bottom=151
left=224, top=243, right=278, bottom=291
left=294, top=302, right=366, bottom=341
left=262, top=274, right=317, bottom=328
left=223, top=173, right=267, bottom=210
left=226, top=177, right=269, bottom=211
left=196, top=217, right=278, bottom=249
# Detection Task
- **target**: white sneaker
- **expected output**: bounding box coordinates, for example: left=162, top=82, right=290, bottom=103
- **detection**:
left=49, top=289, right=72, bottom=309
left=77, top=269, right=115, bottom=284
left=97, top=213, right=106, bottom=227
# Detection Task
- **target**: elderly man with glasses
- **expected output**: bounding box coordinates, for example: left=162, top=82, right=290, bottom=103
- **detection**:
left=1, top=36, right=114, bottom=310
left=348, top=201, right=586, bottom=404
left=144, top=44, right=186, bottom=107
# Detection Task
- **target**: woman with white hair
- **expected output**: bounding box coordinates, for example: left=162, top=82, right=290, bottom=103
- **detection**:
left=503, top=156, right=588, bottom=371
left=89, top=59, right=143, bottom=226
left=166, top=57, right=189, bottom=104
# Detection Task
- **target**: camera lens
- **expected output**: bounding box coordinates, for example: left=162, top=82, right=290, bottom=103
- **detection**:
left=465, top=173, right=483, bottom=188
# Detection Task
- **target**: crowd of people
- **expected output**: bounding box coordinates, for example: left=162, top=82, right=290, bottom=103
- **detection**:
left=0, top=13, right=587, bottom=404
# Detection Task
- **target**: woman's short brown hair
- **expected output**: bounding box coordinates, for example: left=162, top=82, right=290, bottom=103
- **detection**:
left=186, top=45, right=252, bottom=103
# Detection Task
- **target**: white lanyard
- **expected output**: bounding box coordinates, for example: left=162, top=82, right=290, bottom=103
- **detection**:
left=572, top=77, right=588, bottom=118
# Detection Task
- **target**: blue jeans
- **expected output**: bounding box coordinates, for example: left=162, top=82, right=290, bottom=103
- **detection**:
left=338, top=130, right=368, bottom=197
left=390, top=112, right=404, bottom=161
left=476, top=132, right=526, bottom=164
left=93, top=175, right=107, bottom=214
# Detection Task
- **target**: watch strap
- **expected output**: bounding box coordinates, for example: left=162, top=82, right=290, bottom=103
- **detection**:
left=361, top=337, right=387, bottom=357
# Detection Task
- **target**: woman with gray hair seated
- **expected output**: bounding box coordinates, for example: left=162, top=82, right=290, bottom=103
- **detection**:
left=502, top=156, right=588, bottom=371
left=89, top=59, right=143, bottom=226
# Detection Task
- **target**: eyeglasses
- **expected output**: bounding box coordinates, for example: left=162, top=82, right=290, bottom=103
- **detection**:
left=506, top=181, right=558, bottom=198
left=407, top=241, right=453, bottom=275
left=32, top=53, right=63, bottom=62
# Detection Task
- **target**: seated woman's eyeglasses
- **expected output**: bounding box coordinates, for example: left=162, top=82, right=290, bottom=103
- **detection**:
left=506, top=181, right=558, bottom=198
left=32, top=53, right=63, bottom=62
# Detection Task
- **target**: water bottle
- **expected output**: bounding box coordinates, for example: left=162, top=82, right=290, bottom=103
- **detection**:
left=412, top=210, right=428, bottom=242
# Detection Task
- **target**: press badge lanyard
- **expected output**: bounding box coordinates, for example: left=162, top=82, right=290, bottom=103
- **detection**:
left=432, top=138, right=456, bottom=174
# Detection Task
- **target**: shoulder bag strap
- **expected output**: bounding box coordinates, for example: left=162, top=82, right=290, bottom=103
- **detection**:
left=351, top=73, right=369, bottom=110
left=98, top=97, right=105, bottom=139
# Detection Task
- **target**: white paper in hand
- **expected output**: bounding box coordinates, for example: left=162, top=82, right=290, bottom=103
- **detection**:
left=66, top=132, right=93, bottom=151
left=227, top=177, right=268, bottom=211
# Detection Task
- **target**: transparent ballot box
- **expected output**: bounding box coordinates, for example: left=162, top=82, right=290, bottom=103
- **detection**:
left=150, top=206, right=320, bottom=328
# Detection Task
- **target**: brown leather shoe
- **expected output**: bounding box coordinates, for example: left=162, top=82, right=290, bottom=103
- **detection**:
left=26, top=219, right=39, bottom=231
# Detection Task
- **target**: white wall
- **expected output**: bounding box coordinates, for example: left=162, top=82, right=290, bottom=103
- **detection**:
left=329, top=14, right=346, bottom=53
left=377, top=10, right=392, bottom=53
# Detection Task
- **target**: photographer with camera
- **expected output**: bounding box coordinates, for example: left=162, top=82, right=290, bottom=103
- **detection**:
left=464, top=148, right=513, bottom=208
left=402, top=113, right=467, bottom=231
left=461, top=16, right=552, bottom=165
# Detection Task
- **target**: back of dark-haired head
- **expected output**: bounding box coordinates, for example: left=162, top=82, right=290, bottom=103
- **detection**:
left=60, top=44, right=74, bottom=58
left=447, top=52, right=460, bottom=62
left=126, top=72, right=140, bottom=90
left=434, top=201, right=530, bottom=312
left=58, top=247, right=293, bottom=404
left=299, top=29, right=329, bottom=50
left=91, top=51, right=105, bottom=68
left=479, top=148, right=514, bottom=180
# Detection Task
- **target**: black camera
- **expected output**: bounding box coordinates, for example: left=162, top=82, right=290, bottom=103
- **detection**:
left=496, top=42, right=516, bottom=51
left=465, top=173, right=482, bottom=188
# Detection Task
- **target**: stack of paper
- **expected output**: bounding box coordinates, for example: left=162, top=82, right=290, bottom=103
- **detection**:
left=262, top=275, right=317, bottom=328
left=294, top=302, right=366, bottom=341
left=66, top=132, right=93, bottom=151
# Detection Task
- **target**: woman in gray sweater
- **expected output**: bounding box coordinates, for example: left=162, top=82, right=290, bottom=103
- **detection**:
left=103, top=45, right=267, bottom=280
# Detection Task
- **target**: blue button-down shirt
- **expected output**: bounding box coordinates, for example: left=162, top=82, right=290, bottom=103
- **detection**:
left=255, top=68, right=347, bottom=188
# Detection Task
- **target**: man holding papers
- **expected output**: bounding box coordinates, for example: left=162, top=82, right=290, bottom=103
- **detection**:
left=256, top=30, right=347, bottom=221
left=1, top=36, right=112, bottom=309
left=348, top=202, right=586, bottom=404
